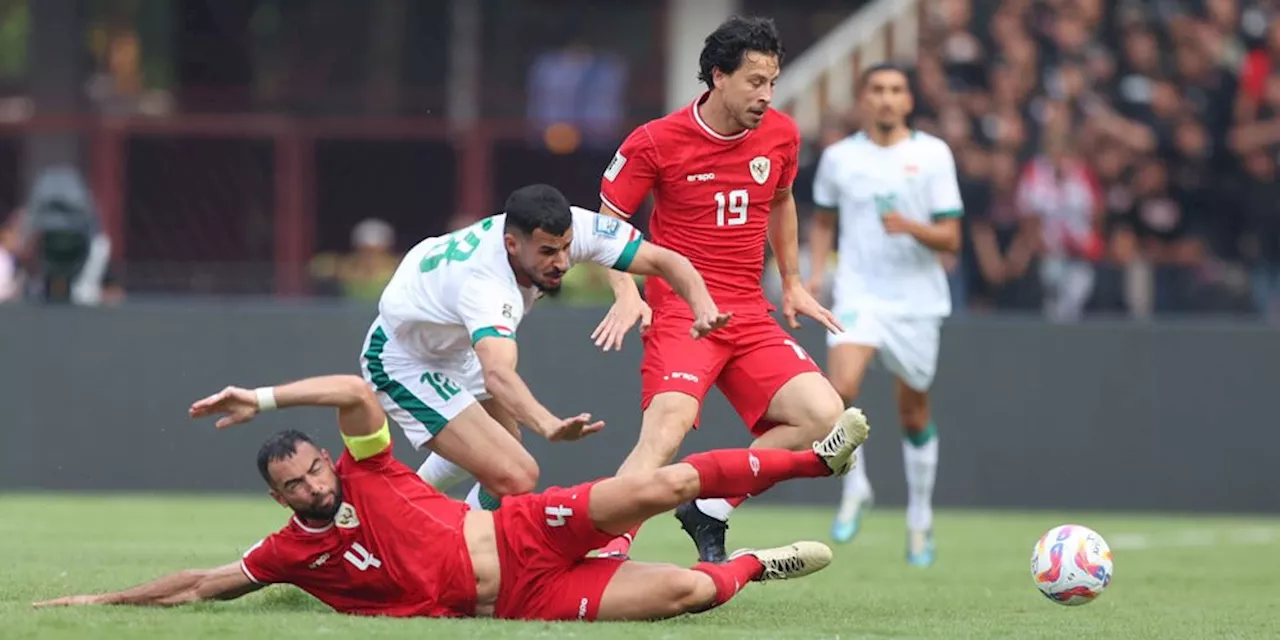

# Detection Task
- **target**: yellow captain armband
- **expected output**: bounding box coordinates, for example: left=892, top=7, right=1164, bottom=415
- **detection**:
left=342, top=420, right=392, bottom=461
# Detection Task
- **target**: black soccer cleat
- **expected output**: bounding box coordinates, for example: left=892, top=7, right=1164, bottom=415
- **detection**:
left=675, top=502, right=729, bottom=563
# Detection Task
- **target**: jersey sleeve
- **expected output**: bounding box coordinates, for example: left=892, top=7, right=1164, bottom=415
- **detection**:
left=569, top=206, right=644, bottom=271
left=928, top=142, right=964, bottom=220
left=599, top=125, right=659, bottom=218
left=240, top=534, right=292, bottom=585
left=456, top=275, right=523, bottom=344
left=811, top=147, right=841, bottom=210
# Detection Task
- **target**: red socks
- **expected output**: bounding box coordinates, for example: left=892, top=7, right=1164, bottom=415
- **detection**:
left=682, top=448, right=830, bottom=499
left=690, top=555, right=764, bottom=610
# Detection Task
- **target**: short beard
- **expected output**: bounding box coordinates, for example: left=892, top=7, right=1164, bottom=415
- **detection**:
left=294, top=483, right=343, bottom=522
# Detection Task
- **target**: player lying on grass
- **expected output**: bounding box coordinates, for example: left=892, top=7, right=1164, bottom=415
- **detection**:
left=360, top=183, right=729, bottom=511
left=33, top=373, right=869, bottom=621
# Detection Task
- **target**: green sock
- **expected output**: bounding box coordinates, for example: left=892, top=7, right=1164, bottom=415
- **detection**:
left=905, top=420, right=937, bottom=447
left=478, top=487, right=503, bottom=511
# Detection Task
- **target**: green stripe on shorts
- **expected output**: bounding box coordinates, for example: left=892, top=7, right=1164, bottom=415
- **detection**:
left=364, top=327, right=449, bottom=436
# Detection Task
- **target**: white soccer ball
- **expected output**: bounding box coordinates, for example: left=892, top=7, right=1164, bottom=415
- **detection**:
left=1030, top=524, right=1113, bottom=605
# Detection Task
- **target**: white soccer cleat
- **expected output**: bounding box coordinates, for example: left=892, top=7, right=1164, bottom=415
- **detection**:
left=813, top=407, right=870, bottom=475
left=729, top=541, right=833, bottom=581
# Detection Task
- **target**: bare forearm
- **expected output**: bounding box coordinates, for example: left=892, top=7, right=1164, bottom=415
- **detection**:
left=652, top=253, right=715, bottom=315
left=96, top=570, right=207, bottom=606
left=769, top=197, right=803, bottom=288
left=485, top=370, right=558, bottom=438
left=607, top=267, right=642, bottom=301
left=271, top=375, right=368, bottom=410
left=910, top=221, right=962, bottom=253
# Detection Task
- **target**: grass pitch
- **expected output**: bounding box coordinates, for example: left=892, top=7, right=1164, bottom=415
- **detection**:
left=3, top=494, right=1278, bottom=639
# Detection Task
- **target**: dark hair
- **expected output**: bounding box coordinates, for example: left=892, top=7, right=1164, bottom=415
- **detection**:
left=503, top=184, right=572, bottom=237
left=257, top=429, right=316, bottom=486
left=698, top=16, right=785, bottom=90
left=859, top=62, right=912, bottom=93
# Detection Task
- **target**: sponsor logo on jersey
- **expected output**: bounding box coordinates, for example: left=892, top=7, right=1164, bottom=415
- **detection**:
left=686, top=172, right=716, bottom=182
left=593, top=214, right=621, bottom=238
left=335, top=502, right=360, bottom=529
left=308, top=552, right=331, bottom=569
left=604, top=151, right=627, bottom=182
left=749, top=156, right=771, bottom=184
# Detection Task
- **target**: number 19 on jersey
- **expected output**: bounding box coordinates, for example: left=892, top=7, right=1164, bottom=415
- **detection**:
left=715, top=189, right=749, bottom=227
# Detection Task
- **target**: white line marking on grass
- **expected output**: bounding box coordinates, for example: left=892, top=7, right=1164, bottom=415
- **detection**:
left=1107, top=527, right=1280, bottom=551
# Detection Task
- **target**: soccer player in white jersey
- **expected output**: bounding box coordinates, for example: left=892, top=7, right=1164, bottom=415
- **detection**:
left=361, top=184, right=729, bottom=510
left=806, top=63, right=963, bottom=567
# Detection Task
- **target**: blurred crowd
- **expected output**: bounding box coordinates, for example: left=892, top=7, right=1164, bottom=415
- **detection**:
left=793, top=0, right=1280, bottom=321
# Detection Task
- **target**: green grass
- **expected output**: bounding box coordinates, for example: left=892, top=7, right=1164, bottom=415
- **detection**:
left=3, top=494, right=1279, bottom=639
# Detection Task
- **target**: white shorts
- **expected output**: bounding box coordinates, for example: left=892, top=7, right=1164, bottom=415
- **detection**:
left=827, top=308, right=942, bottom=392
left=359, top=323, right=489, bottom=449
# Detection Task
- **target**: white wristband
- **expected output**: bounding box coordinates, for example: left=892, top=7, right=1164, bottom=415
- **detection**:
left=255, top=387, right=278, bottom=412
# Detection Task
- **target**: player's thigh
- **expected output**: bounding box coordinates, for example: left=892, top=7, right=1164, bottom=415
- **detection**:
left=596, top=562, right=715, bottom=621
left=639, top=314, right=731, bottom=429
left=428, top=402, right=539, bottom=495
left=715, top=318, right=837, bottom=437
left=360, top=329, right=474, bottom=450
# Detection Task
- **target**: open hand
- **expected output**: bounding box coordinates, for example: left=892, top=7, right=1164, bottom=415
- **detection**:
left=33, top=594, right=100, bottom=608
left=592, top=297, right=652, bottom=351
left=782, top=282, right=843, bottom=334
left=543, top=413, right=605, bottom=442
left=189, top=386, right=259, bottom=428
left=690, top=309, right=733, bottom=339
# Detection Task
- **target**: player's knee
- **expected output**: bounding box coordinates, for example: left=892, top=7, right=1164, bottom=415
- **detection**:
left=649, top=465, right=700, bottom=504
left=795, top=389, right=845, bottom=441
left=487, top=456, right=539, bottom=496
left=669, top=570, right=715, bottom=614
left=638, top=399, right=697, bottom=456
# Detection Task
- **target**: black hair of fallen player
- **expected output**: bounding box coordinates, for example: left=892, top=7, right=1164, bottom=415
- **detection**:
left=858, top=62, right=913, bottom=95
left=257, top=429, right=317, bottom=486
left=503, top=183, right=573, bottom=237
left=698, top=16, right=785, bottom=90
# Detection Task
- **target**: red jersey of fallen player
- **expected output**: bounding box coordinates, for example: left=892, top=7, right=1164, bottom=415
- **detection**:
left=599, top=92, right=801, bottom=314
left=240, top=447, right=476, bottom=618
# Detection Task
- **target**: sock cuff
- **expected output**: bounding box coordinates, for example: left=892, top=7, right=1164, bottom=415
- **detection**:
left=478, top=487, right=503, bottom=510
left=905, top=421, right=938, bottom=447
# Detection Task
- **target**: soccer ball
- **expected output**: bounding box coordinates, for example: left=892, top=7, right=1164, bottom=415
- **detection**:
left=1030, top=524, right=1113, bottom=606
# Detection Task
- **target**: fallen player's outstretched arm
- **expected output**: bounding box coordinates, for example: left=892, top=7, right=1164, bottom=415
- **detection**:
left=33, top=562, right=261, bottom=608
left=189, top=374, right=386, bottom=441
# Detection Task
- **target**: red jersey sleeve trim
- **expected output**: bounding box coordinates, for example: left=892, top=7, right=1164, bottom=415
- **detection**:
left=240, top=559, right=263, bottom=584
left=599, top=193, right=633, bottom=219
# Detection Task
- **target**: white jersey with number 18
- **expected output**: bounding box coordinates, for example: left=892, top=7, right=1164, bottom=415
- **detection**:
left=813, top=130, right=963, bottom=318
left=375, top=207, right=643, bottom=363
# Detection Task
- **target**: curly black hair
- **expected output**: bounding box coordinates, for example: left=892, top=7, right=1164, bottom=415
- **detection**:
left=697, top=16, right=785, bottom=90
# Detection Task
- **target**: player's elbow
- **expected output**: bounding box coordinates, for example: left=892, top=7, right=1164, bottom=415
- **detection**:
left=336, top=375, right=377, bottom=407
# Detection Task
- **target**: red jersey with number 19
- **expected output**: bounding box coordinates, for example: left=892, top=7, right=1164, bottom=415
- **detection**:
left=599, top=93, right=801, bottom=314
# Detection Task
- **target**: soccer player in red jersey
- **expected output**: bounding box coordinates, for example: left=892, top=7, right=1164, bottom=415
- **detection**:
left=591, top=16, right=860, bottom=562
left=34, top=372, right=867, bottom=621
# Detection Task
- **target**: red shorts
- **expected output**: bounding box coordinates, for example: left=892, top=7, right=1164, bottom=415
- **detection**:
left=492, top=481, right=623, bottom=622
left=640, top=309, right=824, bottom=436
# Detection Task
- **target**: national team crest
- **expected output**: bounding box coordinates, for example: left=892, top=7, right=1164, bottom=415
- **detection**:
left=749, top=156, right=771, bottom=185
left=335, top=502, right=360, bottom=529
